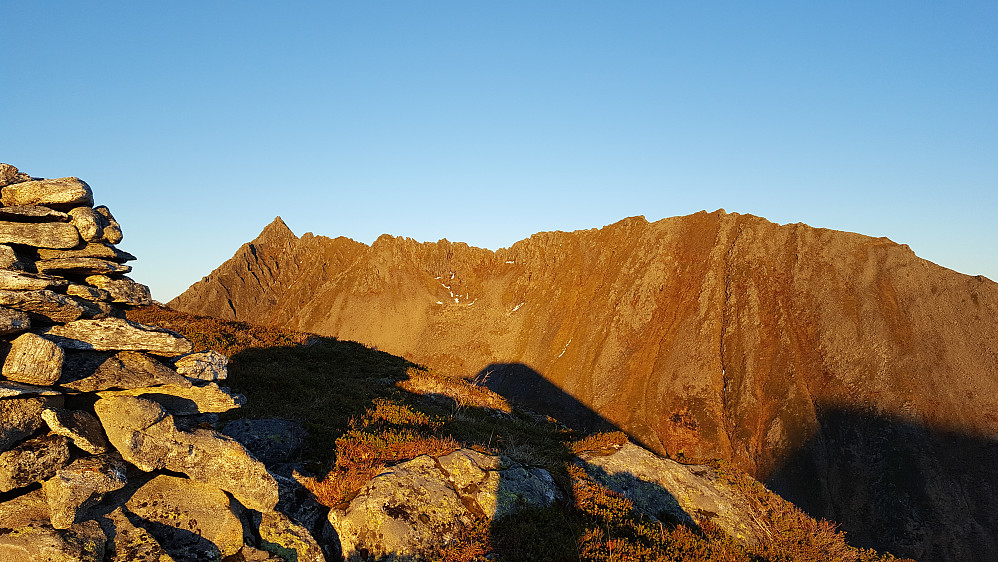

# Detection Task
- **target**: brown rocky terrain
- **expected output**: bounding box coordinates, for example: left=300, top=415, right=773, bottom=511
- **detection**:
left=172, top=211, right=998, bottom=561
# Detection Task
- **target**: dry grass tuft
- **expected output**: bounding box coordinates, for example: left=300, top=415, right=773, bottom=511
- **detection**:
left=399, top=367, right=512, bottom=413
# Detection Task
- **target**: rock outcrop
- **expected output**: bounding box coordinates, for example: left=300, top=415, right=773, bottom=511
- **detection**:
left=0, top=165, right=322, bottom=562
left=172, top=210, right=998, bottom=561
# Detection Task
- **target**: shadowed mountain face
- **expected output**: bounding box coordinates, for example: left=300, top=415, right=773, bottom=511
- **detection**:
left=171, top=211, right=998, bottom=560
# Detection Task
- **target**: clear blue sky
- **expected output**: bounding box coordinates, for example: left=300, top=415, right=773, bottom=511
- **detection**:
left=3, top=1, right=995, bottom=301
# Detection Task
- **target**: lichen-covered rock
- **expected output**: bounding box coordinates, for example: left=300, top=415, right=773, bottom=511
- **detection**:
left=42, top=408, right=111, bottom=454
left=0, top=205, right=70, bottom=222
left=84, top=275, right=152, bottom=306
left=43, top=453, right=128, bottom=529
left=0, top=269, right=69, bottom=291
left=256, top=510, right=326, bottom=562
left=98, top=382, right=246, bottom=415
left=40, top=317, right=193, bottom=356
left=0, top=177, right=94, bottom=210
left=0, top=433, right=71, bottom=492
left=0, top=519, right=106, bottom=562
left=125, top=474, right=245, bottom=558
left=173, top=349, right=228, bottom=382
left=38, top=242, right=136, bottom=263
left=0, top=394, right=63, bottom=451
left=67, top=206, right=107, bottom=243
left=222, top=418, right=305, bottom=464
left=0, top=220, right=81, bottom=248
left=94, top=395, right=279, bottom=511
left=93, top=206, right=123, bottom=244
left=0, top=244, right=25, bottom=270
left=67, top=283, right=113, bottom=301
left=0, top=305, right=30, bottom=335
left=2, top=332, right=64, bottom=385
left=0, top=163, right=32, bottom=187
left=59, top=350, right=190, bottom=393
left=0, top=288, right=96, bottom=323
left=35, top=257, right=132, bottom=276
left=0, top=380, right=62, bottom=398
left=0, top=486, right=50, bottom=528
left=104, top=507, right=176, bottom=562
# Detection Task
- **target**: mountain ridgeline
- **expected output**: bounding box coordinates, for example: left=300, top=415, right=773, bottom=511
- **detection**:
left=171, top=211, right=998, bottom=561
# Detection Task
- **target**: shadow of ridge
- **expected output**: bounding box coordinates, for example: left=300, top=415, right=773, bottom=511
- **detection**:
left=766, top=404, right=998, bottom=562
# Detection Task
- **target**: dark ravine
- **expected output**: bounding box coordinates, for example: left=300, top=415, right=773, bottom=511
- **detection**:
left=172, top=211, right=998, bottom=561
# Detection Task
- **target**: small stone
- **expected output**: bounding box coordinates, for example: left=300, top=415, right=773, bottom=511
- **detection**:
left=98, top=382, right=246, bottom=415
left=1, top=177, right=94, bottom=210
left=67, top=206, right=107, bottom=243
left=94, top=206, right=123, bottom=244
left=0, top=205, right=70, bottom=222
left=0, top=395, right=63, bottom=451
left=67, top=283, right=112, bottom=301
left=0, top=433, right=71, bottom=492
left=2, top=332, right=64, bottom=385
left=59, top=350, right=190, bottom=393
left=0, top=518, right=106, bottom=562
left=84, top=275, right=151, bottom=305
left=0, top=289, right=95, bottom=323
left=0, top=306, right=30, bottom=335
left=125, top=474, right=245, bottom=558
left=35, top=257, right=132, bottom=276
left=105, top=507, right=177, bottom=562
left=0, top=163, right=32, bottom=187
left=0, top=269, right=70, bottom=291
left=40, top=317, right=193, bottom=356
left=173, top=350, right=228, bottom=382
left=42, top=408, right=111, bottom=454
left=0, top=244, right=24, bottom=270
left=38, top=243, right=136, bottom=263
left=0, top=220, right=81, bottom=248
left=43, top=453, right=128, bottom=529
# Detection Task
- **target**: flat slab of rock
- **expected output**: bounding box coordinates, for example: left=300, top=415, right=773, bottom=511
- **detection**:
left=0, top=306, right=30, bottom=335
left=67, top=283, right=112, bottom=301
left=95, top=395, right=279, bottom=511
left=173, top=350, right=228, bottom=382
left=125, top=474, right=245, bottom=559
left=59, top=350, right=190, bottom=393
left=0, top=395, right=63, bottom=451
left=2, top=332, right=64, bottom=385
left=0, top=289, right=97, bottom=323
left=0, top=269, right=69, bottom=291
left=0, top=381, right=62, bottom=398
left=0, top=518, right=106, bottom=562
left=36, top=257, right=132, bottom=276
left=43, top=453, right=128, bottom=529
left=38, top=242, right=136, bottom=263
left=0, top=177, right=94, bottom=210
left=0, top=433, right=70, bottom=492
left=98, top=382, right=245, bottom=415
left=0, top=205, right=70, bottom=222
left=0, top=220, right=81, bottom=249
left=42, top=408, right=111, bottom=454
left=85, top=275, right=151, bottom=306
left=40, top=318, right=193, bottom=356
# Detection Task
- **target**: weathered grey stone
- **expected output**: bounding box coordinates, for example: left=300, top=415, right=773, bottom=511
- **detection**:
left=0, top=395, right=63, bottom=451
left=84, top=275, right=151, bottom=306
left=104, top=507, right=176, bottom=562
left=330, top=449, right=557, bottom=561
left=0, top=487, right=50, bottom=528
left=2, top=332, right=64, bottom=385
left=42, top=408, right=111, bottom=454
left=0, top=381, right=62, bottom=398
left=0, top=306, right=30, bottom=335
left=40, top=318, right=193, bottom=356
left=125, top=474, right=245, bottom=558
left=256, top=510, right=326, bottom=562
left=0, top=205, right=70, bottom=222
left=35, top=257, right=132, bottom=276
left=222, top=419, right=305, bottom=464
left=67, top=206, right=107, bottom=243
left=0, top=518, right=106, bottom=562
left=0, top=433, right=71, bottom=492
left=173, top=349, right=228, bottom=382
left=59, top=351, right=190, bottom=393
left=0, top=220, right=81, bottom=248
left=0, top=177, right=94, bottom=210
left=43, top=453, right=128, bottom=529
left=0, top=163, right=32, bottom=187
left=0, top=289, right=96, bottom=323
left=0, top=269, right=69, bottom=291
left=98, top=382, right=245, bottom=415
left=94, top=396, right=279, bottom=511
left=67, top=283, right=112, bottom=301
left=38, top=242, right=136, bottom=263
left=94, top=206, right=122, bottom=244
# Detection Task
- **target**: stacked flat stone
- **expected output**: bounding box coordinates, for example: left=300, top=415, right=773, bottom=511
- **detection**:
left=0, top=165, right=322, bottom=561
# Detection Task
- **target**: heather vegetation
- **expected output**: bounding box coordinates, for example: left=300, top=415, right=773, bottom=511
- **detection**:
left=128, top=305, right=913, bottom=562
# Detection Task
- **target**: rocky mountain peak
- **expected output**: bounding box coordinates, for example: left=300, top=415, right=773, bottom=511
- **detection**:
left=252, top=215, right=297, bottom=246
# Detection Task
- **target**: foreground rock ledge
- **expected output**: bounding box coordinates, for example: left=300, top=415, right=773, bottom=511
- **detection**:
left=39, top=318, right=193, bottom=356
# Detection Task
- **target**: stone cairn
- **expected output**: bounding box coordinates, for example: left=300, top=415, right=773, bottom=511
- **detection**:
left=0, top=165, right=324, bottom=561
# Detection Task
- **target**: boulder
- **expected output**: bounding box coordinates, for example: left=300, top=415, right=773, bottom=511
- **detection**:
left=0, top=394, right=63, bottom=451
left=43, top=453, right=128, bottom=528
left=222, top=419, right=305, bottom=464
left=0, top=177, right=94, bottom=210
left=0, top=163, right=32, bottom=187
left=94, top=206, right=123, bottom=244
left=59, top=350, right=190, bottom=393
left=0, top=205, right=70, bottom=222
left=0, top=269, right=70, bottom=291
left=38, top=242, right=136, bottom=263
left=98, top=382, right=246, bottom=415
left=0, top=433, right=71, bottom=492
left=2, top=332, right=64, bottom=385
left=40, top=318, right=193, bottom=356
left=125, top=474, right=245, bottom=558
left=0, top=306, right=30, bottom=335
left=173, top=349, right=228, bottom=382
left=85, top=275, right=152, bottom=306
left=256, top=510, right=326, bottom=562
left=0, top=518, right=106, bottom=562
left=103, top=507, right=176, bottom=562
left=35, top=257, right=132, bottom=276
left=94, top=396, right=279, bottom=511
left=0, top=289, right=96, bottom=323
left=67, top=206, right=107, bottom=243
left=0, top=220, right=81, bottom=248
left=42, top=408, right=111, bottom=454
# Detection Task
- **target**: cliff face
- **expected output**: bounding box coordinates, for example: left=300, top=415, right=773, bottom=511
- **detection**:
left=171, top=211, right=998, bottom=560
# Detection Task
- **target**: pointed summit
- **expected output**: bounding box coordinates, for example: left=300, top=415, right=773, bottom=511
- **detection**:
left=251, top=216, right=297, bottom=245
